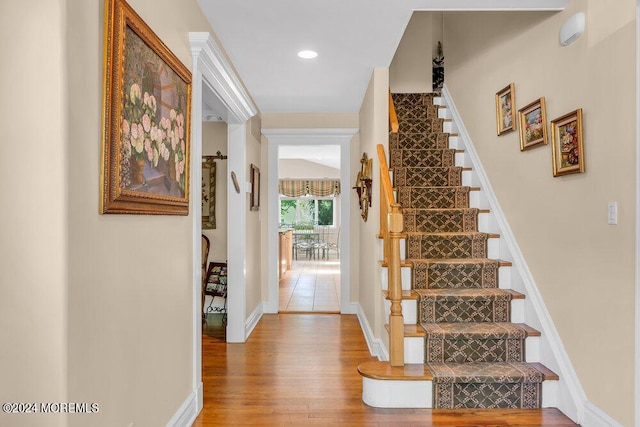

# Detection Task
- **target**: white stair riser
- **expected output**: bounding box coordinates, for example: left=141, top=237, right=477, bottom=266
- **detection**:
left=511, top=299, right=525, bottom=323
left=380, top=266, right=412, bottom=291
left=499, top=265, right=511, bottom=289
left=404, top=337, right=425, bottom=363
left=542, top=380, right=558, bottom=408
left=488, top=237, right=500, bottom=259
left=449, top=135, right=462, bottom=149
left=443, top=121, right=457, bottom=134
left=526, top=336, right=540, bottom=362
left=383, top=299, right=417, bottom=324
left=362, top=377, right=432, bottom=408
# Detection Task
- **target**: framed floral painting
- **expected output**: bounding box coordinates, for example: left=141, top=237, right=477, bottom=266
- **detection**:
left=550, top=109, right=584, bottom=176
left=495, top=83, right=516, bottom=135
left=517, top=97, right=548, bottom=151
left=100, top=0, right=192, bottom=214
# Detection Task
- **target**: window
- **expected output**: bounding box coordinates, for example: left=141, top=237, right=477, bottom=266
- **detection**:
left=280, top=197, right=335, bottom=226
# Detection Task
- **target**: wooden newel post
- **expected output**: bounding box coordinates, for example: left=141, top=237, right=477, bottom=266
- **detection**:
left=388, top=205, right=404, bottom=367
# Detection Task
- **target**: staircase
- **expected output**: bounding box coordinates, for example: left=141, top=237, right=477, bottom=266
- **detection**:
left=359, top=93, right=558, bottom=409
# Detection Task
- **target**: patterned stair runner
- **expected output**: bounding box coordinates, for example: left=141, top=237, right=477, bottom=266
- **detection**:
left=391, top=93, right=552, bottom=409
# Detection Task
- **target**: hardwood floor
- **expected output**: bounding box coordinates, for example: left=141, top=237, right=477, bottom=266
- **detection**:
left=194, top=314, right=577, bottom=426
left=279, top=259, right=340, bottom=312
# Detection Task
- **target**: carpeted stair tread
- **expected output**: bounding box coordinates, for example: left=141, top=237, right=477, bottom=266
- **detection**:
left=403, top=208, right=479, bottom=233
left=390, top=132, right=451, bottom=150
left=415, top=288, right=524, bottom=301
left=422, top=322, right=530, bottom=364
left=394, top=166, right=462, bottom=187
left=427, top=362, right=545, bottom=384
left=409, top=258, right=501, bottom=290
left=397, top=186, right=470, bottom=209
left=390, top=148, right=457, bottom=168
left=406, top=232, right=490, bottom=259
left=421, top=322, right=534, bottom=340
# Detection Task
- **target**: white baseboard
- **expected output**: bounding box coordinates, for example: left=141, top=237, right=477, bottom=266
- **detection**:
left=246, top=303, right=263, bottom=338
left=166, top=390, right=198, bottom=427
left=582, top=400, right=622, bottom=427
left=355, top=303, right=388, bottom=360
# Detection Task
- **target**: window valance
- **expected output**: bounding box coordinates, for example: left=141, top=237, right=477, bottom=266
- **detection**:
left=278, top=179, right=341, bottom=197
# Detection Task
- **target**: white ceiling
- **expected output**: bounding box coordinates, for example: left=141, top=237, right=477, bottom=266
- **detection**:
left=197, top=0, right=567, bottom=114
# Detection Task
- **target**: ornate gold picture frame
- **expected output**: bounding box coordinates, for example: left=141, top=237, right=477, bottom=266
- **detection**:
left=495, top=83, right=516, bottom=135
left=100, top=0, right=192, bottom=214
left=551, top=109, right=585, bottom=177
left=517, top=97, right=548, bottom=151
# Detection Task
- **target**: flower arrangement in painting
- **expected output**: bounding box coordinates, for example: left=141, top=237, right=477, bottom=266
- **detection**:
left=120, top=82, right=187, bottom=190
left=559, top=121, right=580, bottom=166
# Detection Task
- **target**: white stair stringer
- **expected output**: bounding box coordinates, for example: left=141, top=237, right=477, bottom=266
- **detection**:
left=362, top=376, right=432, bottom=408
left=440, top=86, right=584, bottom=422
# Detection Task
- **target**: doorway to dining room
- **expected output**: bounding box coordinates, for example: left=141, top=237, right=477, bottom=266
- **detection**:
left=277, top=144, right=342, bottom=313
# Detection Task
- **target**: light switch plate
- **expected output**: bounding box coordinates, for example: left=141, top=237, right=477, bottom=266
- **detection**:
left=607, top=201, right=618, bottom=225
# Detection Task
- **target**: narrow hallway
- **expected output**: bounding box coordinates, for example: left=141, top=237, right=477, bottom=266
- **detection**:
left=279, top=259, right=340, bottom=313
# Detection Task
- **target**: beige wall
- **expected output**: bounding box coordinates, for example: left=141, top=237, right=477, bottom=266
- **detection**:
left=358, top=68, right=389, bottom=346
left=390, top=12, right=433, bottom=93
left=203, top=122, right=228, bottom=263
left=444, top=2, right=636, bottom=424
left=2, top=1, right=229, bottom=425
left=0, top=1, right=68, bottom=426
left=246, top=122, right=262, bottom=315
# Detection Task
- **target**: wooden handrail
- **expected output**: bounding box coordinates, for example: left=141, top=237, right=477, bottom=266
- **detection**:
left=389, top=91, right=399, bottom=134
left=377, top=144, right=404, bottom=367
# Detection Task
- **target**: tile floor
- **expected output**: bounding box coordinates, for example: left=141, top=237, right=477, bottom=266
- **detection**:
left=279, top=258, right=340, bottom=312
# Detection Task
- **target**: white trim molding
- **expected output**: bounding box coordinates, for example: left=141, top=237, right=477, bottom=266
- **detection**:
left=636, top=2, right=640, bottom=426
left=355, top=303, right=388, bottom=361
left=582, top=401, right=623, bottom=427
left=165, top=390, right=198, bottom=427
left=189, top=32, right=257, bottom=124
left=442, top=85, right=586, bottom=423
left=262, top=128, right=357, bottom=315
left=185, top=31, right=257, bottom=423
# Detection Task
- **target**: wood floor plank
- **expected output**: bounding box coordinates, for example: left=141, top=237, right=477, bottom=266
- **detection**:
left=194, top=314, right=577, bottom=426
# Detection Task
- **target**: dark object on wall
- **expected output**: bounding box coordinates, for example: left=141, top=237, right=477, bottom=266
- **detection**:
left=250, top=164, right=260, bottom=211
left=432, top=41, right=444, bottom=92
left=353, top=153, right=373, bottom=221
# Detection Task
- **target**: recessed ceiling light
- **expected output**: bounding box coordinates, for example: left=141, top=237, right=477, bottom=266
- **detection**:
left=297, top=50, right=318, bottom=59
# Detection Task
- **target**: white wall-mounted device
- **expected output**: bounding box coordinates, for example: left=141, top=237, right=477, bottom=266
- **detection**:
left=560, top=12, right=585, bottom=46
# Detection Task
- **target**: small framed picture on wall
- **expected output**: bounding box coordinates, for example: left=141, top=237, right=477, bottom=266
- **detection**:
left=495, top=83, right=516, bottom=135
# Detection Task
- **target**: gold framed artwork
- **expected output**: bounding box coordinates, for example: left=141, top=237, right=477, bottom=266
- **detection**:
left=495, top=83, right=516, bottom=135
left=100, top=0, right=192, bottom=215
left=202, top=157, right=216, bottom=229
left=551, top=109, right=584, bottom=177
left=250, top=164, right=261, bottom=211
left=517, top=97, right=548, bottom=151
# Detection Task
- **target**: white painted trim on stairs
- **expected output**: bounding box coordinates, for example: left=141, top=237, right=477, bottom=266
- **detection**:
left=165, top=390, right=198, bottom=427
left=442, top=85, right=586, bottom=423
left=582, top=401, right=623, bottom=427
left=636, top=2, right=640, bottom=426
left=356, top=303, right=389, bottom=361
